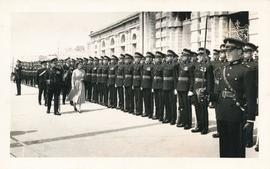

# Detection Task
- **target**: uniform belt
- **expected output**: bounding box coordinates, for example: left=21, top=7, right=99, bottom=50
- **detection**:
left=164, top=77, right=173, bottom=81
left=125, top=75, right=132, bottom=78
left=221, top=90, right=236, bottom=99
left=117, top=75, right=123, bottom=79
left=108, top=75, right=115, bottom=78
left=142, top=75, right=151, bottom=79
left=97, top=74, right=101, bottom=77
left=133, top=75, right=141, bottom=79
left=195, top=78, right=204, bottom=82
left=178, top=77, right=189, bottom=81
left=86, top=73, right=91, bottom=75
left=91, top=73, right=96, bottom=76
left=154, top=76, right=162, bottom=80
left=101, top=74, right=107, bottom=77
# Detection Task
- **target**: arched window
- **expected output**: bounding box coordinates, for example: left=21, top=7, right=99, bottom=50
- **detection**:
left=132, top=34, right=137, bottom=41
left=110, top=38, right=115, bottom=46
left=121, top=35, right=125, bottom=43
left=102, top=41, right=105, bottom=47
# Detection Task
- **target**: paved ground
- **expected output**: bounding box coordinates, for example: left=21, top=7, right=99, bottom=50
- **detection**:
left=10, top=83, right=258, bottom=157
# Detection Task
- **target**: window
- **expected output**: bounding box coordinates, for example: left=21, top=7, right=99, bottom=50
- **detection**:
left=132, top=34, right=137, bottom=41
left=121, top=35, right=125, bottom=43
left=102, top=41, right=105, bottom=48
left=110, top=38, right=115, bottom=46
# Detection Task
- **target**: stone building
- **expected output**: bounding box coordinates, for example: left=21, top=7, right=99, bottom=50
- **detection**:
left=89, top=11, right=259, bottom=57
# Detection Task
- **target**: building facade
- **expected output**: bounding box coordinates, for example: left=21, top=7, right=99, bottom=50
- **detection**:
left=89, top=11, right=259, bottom=57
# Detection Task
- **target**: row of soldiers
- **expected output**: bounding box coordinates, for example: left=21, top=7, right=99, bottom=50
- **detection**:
left=14, top=37, right=258, bottom=157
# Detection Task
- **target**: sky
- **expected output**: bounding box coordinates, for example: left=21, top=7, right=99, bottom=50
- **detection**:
left=11, top=12, right=133, bottom=61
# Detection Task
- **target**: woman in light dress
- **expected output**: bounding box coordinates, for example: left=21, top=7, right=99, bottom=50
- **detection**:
left=68, top=62, right=86, bottom=113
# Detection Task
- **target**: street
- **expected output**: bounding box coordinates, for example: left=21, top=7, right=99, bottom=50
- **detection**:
left=10, top=83, right=258, bottom=157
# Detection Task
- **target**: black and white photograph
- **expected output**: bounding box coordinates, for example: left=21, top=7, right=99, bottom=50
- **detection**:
left=1, top=0, right=270, bottom=169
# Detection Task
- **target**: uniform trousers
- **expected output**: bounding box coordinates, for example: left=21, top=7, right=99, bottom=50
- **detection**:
left=134, top=87, right=142, bottom=115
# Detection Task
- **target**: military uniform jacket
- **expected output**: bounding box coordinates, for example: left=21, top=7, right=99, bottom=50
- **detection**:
left=193, top=60, right=214, bottom=94
left=91, top=65, right=98, bottom=83
left=124, top=63, right=133, bottom=87
left=85, top=64, right=92, bottom=82
left=107, top=64, right=117, bottom=85
left=115, top=63, right=124, bottom=87
left=152, top=63, right=163, bottom=90
left=36, top=67, right=47, bottom=87
left=141, top=63, right=153, bottom=89
left=14, top=65, right=22, bottom=81
left=132, top=63, right=142, bottom=87
left=46, top=66, right=63, bottom=89
left=97, top=65, right=103, bottom=83
left=101, top=64, right=108, bottom=84
left=176, top=62, right=194, bottom=92
left=215, top=59, right=256, bottom=122
left=162, top=62, right=177, bottom=90
left=213, top=60, right=227, bottom=94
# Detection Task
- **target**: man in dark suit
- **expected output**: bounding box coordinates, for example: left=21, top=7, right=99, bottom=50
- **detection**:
left=213, top=38, right=257, bottom=157
left=46, top=58, right=63, bottom=116
left=14, top=60, right=22, bottom=96
left=36, top=60, right=48, bottom=105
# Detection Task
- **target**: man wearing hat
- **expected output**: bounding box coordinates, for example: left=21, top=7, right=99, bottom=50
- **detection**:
left=211, top=44, right=228, bottom=139
left=101, top=56, right=110, bottom=107
left=45, top=58, right=63, bottom=116
left=123, top=53, right=134, bottom=113
left=176, top=49, right=194, bottom=129
left=85, top=57, right=94, bottom=102
left=107, top=55, right=118, bottom=108
left=115, top=54, right=125, bottom=110
left=162, top=50, right=178, bottom=124
left=14, top=60, right=22, bottom=96
left=133, top=52, right=143, bottom=115
left=191, top=47, right=214, bottom=134
left=242, top=42, right=258, bottom=148
left=96, top=57, right=103, bottom=104
left=62, top=57, right=73, bottom=105
left=91, top=57, right=99, bottom=103
left=36, top=60, right=48, bottom=105
left=141, top=52, right=154, bottom=118
left=213, top=38, right=257, bottom=157
left=152, top=51, right=165, bottom=121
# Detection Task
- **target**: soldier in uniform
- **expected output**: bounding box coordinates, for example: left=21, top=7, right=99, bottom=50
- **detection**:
left=36, top=60, right=48, bottom=105
left=176, top=49, right=194, bottom=129
left=91, top=57, right=99, bottom=103
left=132, top=52, right=143, bottom=115
left=85, top=57, right=94, bottom=101
left=46, top=58, right=63, bottom=115
left=62, top=58, right=73, bottom=105
left=115, top=54, right=125, bottom=111
left=141, top=52, right=154, bottom=118
left=162, top=50, right=178, bottom=124
left=191, top=47, right=214, bottom=134
left=107, top=55, right=118, bottom=108
left=14, top=60, right=22, bottom=96
left=242, top=42, right=258, bottom=148
left=101, top=56, right=110, bottom=107
left=152, top=51, right=165, bottom=121
left=96, top=57, right=103, bottom=105
left=212, top=44, right=228, bottom=138
left=123, top=54, right=134, bottom=113
left=213, top=38, right=257, bottom=157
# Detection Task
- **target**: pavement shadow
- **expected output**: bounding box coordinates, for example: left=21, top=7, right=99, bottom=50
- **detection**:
left=61, top=108, right=108, bottom=115
left=10, top=130, right=38, bottom=137
left=10, top=122, right=162, bottom=148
